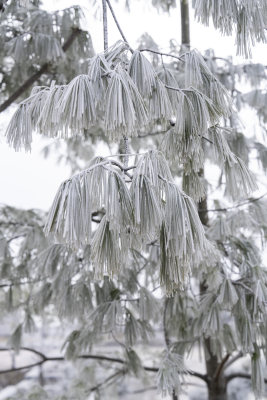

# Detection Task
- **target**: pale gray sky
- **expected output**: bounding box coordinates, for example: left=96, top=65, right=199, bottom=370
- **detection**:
left=0, top=0, right=266, bottom=211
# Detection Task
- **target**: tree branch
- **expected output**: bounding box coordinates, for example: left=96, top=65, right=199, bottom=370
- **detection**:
left=224, top=351, right=243, bottom=369
left=9, top=347, right=47, bottom=360
left=180, top=0, right=190, bottom=49
left=226, top=373, right=267, bottom=384
left=163, top=298, right=171, bottom=348
left=0, top=347, right=208, bottom=382
left=0, top=347, right=156, bottom=374
left=140, top=48, right=183, bottom=61
left=105, top=0, right=132, bottom=51
left=138, top=129, right=168, bottom=138
left=198, top=192, right=267, bottom=213
left=214, top=354, right=230, bottom=381
left=163, top=298, right=178, bottom=400
left=0, top=28, right=82, bottom=114
left=232, top=281, right=253, bottom=294
left=89, top=369, right=125, bottom=393
left=126, top=386, right=157, bottom=394
left=0, top=277, right=48, bottom=289
left=102, top=0, right=108, bottom=52
left=65, top=159, right=134, bottom=184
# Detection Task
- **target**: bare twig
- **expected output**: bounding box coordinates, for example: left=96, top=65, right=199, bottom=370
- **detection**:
left=140, top=48, right=183, bottom=62
left=138, top=129, right=169, bottom=138
left=165, top=84, right=183, bottom=92
left=126, top=381, right=206, bottom=394
left=102, top=0, right=108, bottom=52
left=224, top=351, right=243, bottom=370
left=202, top=135, right=213, bottom=144
left=199, top=192, right=267, bottom=213
left=106, top=0, right=133, bottom=172
left=103, top=161, right=133, bottom=179
left=0, top=277, right=48, bottom=289
left=163, top=298, right=178, bottom=400
left=226, top=372, right=267, bottom=384
left=123, top=137, right=129, bottom=169
left=88, top=369, right=125, bottom=393
left=61, top=159, right=133, bottom=184
left=232, top=281, right=253, bottom=294
left=7, top=234, right=27, bottom=243
left=0, top=347, right=208, bottom=382
left=163, top=298, right=171, bottom=348
left=214, top=354, right=230, bottom=381
left=105, top=0, right=132, bottom=52
left=126, top=386, right=157, bottom=394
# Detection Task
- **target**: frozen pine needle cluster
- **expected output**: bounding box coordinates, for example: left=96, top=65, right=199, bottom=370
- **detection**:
left=6, top=41, right=257, bottom=295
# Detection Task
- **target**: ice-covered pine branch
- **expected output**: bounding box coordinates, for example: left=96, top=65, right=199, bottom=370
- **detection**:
left=192, top=0, right=267, bottom=58
left=7, top=32, right=65, bottom=64
left=6, top=42, right=232, bottom=151
left=44, top=151, right=209, bottom=293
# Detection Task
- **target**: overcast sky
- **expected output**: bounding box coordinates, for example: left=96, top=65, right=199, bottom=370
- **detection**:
left=0, top=0, right=266, bottom=211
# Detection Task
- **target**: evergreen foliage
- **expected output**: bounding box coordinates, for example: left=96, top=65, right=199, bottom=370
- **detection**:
left=1, top=0, right=267, bottom=399
left=0, top=0, right=94, bottom=106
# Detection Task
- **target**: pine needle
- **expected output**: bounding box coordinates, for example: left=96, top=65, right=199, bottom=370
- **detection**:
left=105, top=65, right=148, bottom=139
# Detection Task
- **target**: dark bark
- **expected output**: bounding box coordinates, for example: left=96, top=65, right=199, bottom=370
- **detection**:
left=198, top=177, right=228, bottom=400
left=208, top=379, right=227, bottom=400
left=180, top=0, right=190, bottom=49
left=102, top=0, right=108, bottom=51
left=0, top=347, right=207, bottom=382
left=0, top=28, right=82, bottom=114
left=180, top=0, right=227, bottom=396
left=163, top=298, right=178, bottom=400
left=201, top=311, right=227, bottom=400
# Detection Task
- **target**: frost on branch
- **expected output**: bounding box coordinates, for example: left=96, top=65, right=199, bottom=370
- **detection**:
left=44, top=151, right=210, bottom=293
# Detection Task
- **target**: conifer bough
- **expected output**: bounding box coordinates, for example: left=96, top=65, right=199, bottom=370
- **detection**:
left=1, top=1, right=267, bottom=399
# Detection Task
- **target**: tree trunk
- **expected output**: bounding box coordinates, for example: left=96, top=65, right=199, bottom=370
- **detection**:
left=0, top=28, right=82, bottom=113
left=179, top=3, right=228, bottom=399
left=199, top=191, right=228, bottom=400
left=180, top=0, right=190, bottom=49
left=207, top=353, right=227, bottom=400
left=208, top=382, right=227, bottom=400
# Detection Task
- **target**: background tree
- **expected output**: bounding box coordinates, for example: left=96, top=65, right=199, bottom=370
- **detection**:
left=1, top=1, right=267, bottom=400
left=0, top=0, right=94, bottom=113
